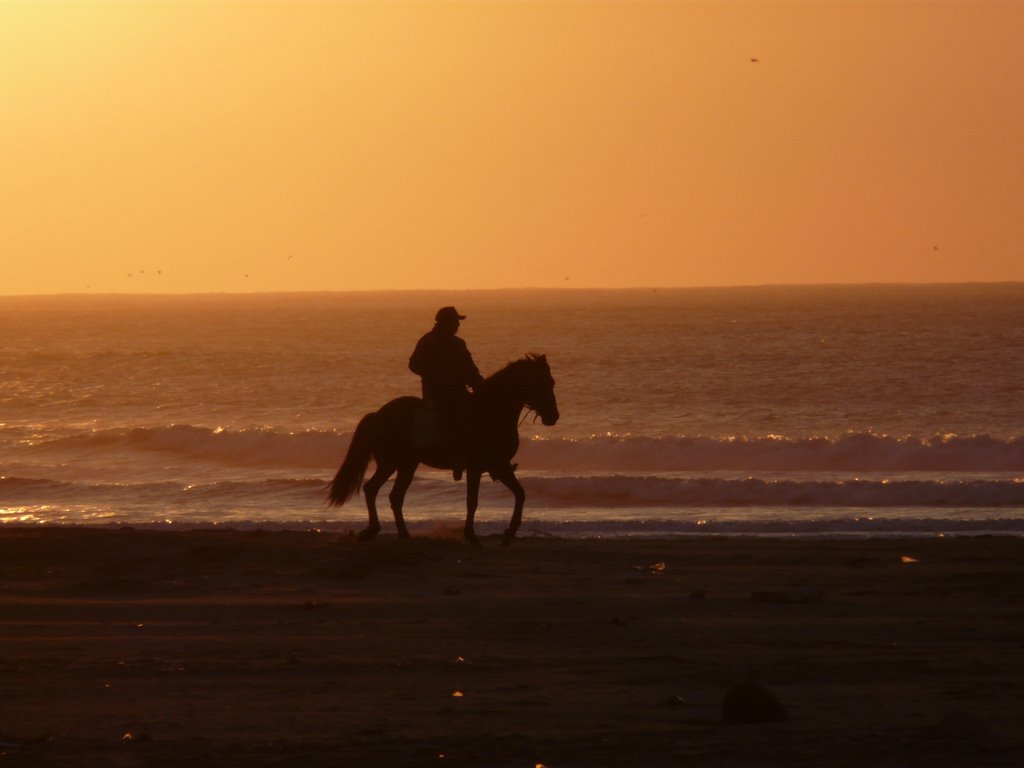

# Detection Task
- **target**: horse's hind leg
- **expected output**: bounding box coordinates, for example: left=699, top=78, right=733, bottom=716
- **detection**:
left=388, top=462, right=417, bottom=539
left=359, top=463, right=393, bottom=541
left=496, top=467, right=526, bottom=547
left=464, top=470, right=483, bottom=546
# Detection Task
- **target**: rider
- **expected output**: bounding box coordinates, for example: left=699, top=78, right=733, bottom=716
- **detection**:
left=409, top=306, right=484, bottom=480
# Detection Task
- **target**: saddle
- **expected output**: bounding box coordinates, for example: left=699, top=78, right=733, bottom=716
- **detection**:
left=412, top=401, right=456, bottom=450
left=412, top=400, right=516, bottom=480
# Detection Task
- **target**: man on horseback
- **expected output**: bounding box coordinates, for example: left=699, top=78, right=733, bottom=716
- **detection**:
left=409, top=306, right=484, bottom=480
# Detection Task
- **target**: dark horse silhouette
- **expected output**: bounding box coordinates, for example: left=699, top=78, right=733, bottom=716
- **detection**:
left=326, top=354, right=559, bottom=546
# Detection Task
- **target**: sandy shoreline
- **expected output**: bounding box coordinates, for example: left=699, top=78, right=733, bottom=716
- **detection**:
left=1, top=529, right=1022, bottom=766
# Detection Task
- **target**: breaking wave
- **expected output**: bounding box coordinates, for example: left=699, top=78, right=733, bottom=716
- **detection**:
left=524, top=475, right=1024, bottom=508
left=519, top=432, right=1024, bottom=472
left=13, top=426, right=1024, bottom=472
left=19, top=425, right=349, bottom=469
left=3, top=474, right=1023, bottom=509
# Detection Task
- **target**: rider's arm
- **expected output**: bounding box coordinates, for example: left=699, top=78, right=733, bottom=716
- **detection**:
left=463, top=350, right=484, bottom=389
left=409, top=335, right=430, bottom=375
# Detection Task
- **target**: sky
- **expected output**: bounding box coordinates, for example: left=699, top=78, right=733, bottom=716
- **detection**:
left=1, top=0, right=1022, bottom=294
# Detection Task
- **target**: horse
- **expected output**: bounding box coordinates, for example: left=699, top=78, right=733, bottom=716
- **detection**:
left=326, top=354, right=559, bottom=546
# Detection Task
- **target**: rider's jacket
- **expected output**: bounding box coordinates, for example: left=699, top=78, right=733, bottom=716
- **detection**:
left=408, top=328, right=483, bottom=406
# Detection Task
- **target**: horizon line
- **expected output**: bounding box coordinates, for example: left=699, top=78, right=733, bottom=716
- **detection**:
left=2, top=279, right=1023, bottom=299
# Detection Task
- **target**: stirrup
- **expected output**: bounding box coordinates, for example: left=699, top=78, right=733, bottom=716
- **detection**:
left=453, top=465, right=464, bottom=482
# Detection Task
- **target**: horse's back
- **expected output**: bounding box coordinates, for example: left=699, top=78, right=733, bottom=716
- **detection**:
left=373, top=396, right=420, bottom=429
left=379, top=395, right=420, bottom=412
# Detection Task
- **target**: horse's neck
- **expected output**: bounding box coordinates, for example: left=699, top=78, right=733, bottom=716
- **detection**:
left=478, top=379, right=525, bottom=425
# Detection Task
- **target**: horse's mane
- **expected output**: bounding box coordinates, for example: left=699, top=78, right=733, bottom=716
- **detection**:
left=484, top=353, right=548, bottom=386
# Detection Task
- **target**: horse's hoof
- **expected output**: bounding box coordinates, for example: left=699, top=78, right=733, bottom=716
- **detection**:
left=356, top=527, right=380, bottom=542
left=466, top=535, right=483, bottom=548
left=501, top=531, right=515, bottom=548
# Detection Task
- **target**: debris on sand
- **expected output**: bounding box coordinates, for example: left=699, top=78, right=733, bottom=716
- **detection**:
left=721, top=682, right=787, bottom=724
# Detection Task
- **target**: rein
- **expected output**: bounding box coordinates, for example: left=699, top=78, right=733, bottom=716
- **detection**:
left=484, top=357, right=549, bottom=429
left=517, top=406, right=536, bottom=428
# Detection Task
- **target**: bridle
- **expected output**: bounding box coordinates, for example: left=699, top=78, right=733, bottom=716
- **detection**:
left=518, top=405, right=539, bottom=428
left=510, top=360, right=555, bottom=428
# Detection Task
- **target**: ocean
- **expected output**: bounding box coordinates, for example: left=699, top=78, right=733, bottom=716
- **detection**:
left=2, top=284, right=1023, bottom=537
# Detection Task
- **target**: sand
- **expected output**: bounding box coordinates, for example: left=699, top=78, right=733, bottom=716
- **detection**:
left=1, top=529, right=1022, bottom=767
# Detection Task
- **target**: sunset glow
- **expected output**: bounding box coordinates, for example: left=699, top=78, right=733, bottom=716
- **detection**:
left=2, top=1, right=1022, bottom=294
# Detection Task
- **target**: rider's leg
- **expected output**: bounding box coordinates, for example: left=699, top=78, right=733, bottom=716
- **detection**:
left=438, top=396, right=468, bottom=481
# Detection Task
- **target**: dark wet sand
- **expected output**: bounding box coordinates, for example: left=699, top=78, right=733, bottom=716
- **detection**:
left=1, top=529, right=1022, bottom=766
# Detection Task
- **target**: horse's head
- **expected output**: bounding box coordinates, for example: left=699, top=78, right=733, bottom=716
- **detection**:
left=519, top=354, right=559, bottom=426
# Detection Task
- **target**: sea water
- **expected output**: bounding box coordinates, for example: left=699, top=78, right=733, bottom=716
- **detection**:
left=2, top=284, right=1022, bottom=536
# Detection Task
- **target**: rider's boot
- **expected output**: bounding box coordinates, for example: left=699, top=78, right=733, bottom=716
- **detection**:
left=452, top=405, right=470, bottom=482
left=450, top=437, right=465, bottom=481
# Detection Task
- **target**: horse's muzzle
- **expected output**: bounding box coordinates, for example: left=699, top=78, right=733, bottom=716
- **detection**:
left=540, top=409, right=559, bottom=426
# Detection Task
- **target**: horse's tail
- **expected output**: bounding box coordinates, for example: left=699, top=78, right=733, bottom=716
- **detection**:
left=326, top=413, right=377, bottom=507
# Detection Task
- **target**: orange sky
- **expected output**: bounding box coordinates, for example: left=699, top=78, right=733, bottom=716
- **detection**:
left=1, top=1, right=1022, bottom=294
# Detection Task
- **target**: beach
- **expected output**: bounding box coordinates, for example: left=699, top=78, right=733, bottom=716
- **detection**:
left=2, top=529, right=1021, bottom=766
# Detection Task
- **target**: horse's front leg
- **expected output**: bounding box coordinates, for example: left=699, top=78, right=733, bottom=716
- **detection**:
left=464, top=469, right=483, bottom=546
left=496, top=466, right=526, bottom=547
left=389, top=462, right=417, bottom=538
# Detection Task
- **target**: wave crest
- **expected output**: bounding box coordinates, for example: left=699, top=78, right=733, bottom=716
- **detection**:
left=521, top=432, right=1024, bottom=471
left=15, top=426, right=1024, bottom=472
left=28, top=425, right=348, bottom=468
left=4, top=474, right=1023, bottom=509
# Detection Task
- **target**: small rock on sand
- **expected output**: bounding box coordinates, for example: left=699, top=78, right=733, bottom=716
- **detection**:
left=721, top=682, right=787, bottom=724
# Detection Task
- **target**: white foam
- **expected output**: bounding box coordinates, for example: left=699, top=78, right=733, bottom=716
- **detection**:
left=19, top=427, right=1024, bottom=472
